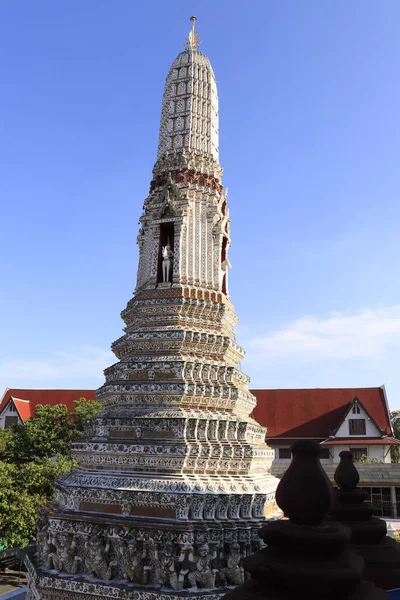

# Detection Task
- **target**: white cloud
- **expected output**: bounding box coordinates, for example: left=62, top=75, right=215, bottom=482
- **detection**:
left=244, top=305, right=400, bottom=365
left=0, top=345, right=114, bottom=386
left=2, top=306, right=400, bottom=398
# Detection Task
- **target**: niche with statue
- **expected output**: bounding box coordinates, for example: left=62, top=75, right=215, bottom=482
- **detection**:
left=157, top=222, right=174, bottom=286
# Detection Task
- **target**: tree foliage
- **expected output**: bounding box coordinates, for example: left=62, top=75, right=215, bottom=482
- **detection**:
left=0, top=398, right=102, bottom=463
left=390, top=410, right=400, bottom=463
left=0, top=461, right=41, bottom=549
left=354, top=455, right=382, bottom=464
left=391, top=410, right=400, bottom=438
left=0, top=457, right=75, bottom=549
left=0, top=398, right=102, bottom=549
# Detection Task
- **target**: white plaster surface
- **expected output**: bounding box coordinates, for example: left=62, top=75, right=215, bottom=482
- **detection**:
left=157, top=50, right=218, bottom=161
left=335, top=403, right=381, bottom=437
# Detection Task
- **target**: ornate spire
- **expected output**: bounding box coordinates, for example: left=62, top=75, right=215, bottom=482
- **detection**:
left=185, top=16, right=201, bottom=51
left=157, top=16, right=219, bottom=164
left=24, top=15, right=281, bottom=600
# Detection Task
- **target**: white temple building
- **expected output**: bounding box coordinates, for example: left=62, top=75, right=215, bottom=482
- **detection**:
left=26, top=18, right=279, bottom=600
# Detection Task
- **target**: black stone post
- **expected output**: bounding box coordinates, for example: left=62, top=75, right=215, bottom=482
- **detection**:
left=331, top=450, right=400, bottom=590
left=222, top=440, right=388, bottom=600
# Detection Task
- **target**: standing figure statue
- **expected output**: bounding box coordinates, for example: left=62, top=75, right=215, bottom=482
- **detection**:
left=187, top=544, right=217, bottom=589
left=52, top=533, right=81, bottom=575
left=38, top=533, right=54, bottom=570
left=148, top=541, right=176, bottom=589
left=145, top=540, right=188, bottom=590
left=114, top=538, right=148, bottom=584
left=219, top=542, right=244, bottom=586
left=85, top=534, right=115, bottom=580
left=162, top=244, right=173, bottom=283
left=36, top=510, right=54, bottom=570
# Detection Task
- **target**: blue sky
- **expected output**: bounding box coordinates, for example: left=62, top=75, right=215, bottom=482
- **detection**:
left=1, top=1, right=400, bottom=408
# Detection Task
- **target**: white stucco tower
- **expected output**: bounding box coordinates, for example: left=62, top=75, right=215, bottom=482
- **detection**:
left=26, top=18, right=279, bottom=600
left=137, top=22, right=227, bottom=297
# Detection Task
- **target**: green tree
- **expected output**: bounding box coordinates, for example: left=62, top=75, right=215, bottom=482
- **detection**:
left=0, top=398, right=103, bottom=463
left=1, top=405, right=72, bottom=463
left=354, top=455, right=382, bottom=464
left=390, top=410, right=400, bottom=463
left=391, top=410, right=400, bottom=438
left=0, top=456, right=76, bottom=548
left=0, top=398, right=102, bottom=549
left=0, top=461, right=41, bottom=548
left=71, top=397, right=103, bottom=437
left=0, top=427, right=7, bottom=455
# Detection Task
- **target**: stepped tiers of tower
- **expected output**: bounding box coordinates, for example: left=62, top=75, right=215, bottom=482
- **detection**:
left=26, top=19, right=279, bottom=600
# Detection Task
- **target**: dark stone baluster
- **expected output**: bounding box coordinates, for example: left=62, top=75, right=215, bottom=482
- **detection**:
left=222, top=440, right=388, bottom=600
left=331, top=450, right=400, bottom=590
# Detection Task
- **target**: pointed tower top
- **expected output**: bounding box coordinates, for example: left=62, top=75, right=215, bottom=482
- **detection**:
left=185, top=16, right=201, bottom=51
left=156, top=15, right=219, bottom=163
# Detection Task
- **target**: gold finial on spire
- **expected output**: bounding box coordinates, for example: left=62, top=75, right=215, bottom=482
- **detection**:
left=185, top=15, right=201, bottom=51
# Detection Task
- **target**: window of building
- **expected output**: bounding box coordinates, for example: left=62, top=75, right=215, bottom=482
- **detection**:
left=278, top=448, right=291, bottom=459
left=5, top=416, right=18, bottom=429
left=395, top=488, right=400, bottom=517
left=320, top=447, right=330, bottom=459
left=362, top=487, right=393, bottom=517
left=348, top=419, right=366, bottom=435
left=350, top=447, right=368, bottom=462
left=352, top=405, right=361, bottom=414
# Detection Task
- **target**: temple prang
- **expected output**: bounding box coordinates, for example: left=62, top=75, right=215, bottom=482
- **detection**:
left=26, top=17, right=279, bottom=600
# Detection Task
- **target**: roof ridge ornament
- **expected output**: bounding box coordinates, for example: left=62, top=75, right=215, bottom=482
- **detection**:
left=185, top=16, right=201, bottom=51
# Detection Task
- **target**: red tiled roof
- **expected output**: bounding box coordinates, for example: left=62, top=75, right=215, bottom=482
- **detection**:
left=0, top=388, right=97, bottom=422
left=250, top=387, right=392, bottom=440
left=321, top=437, right=400, bottom=446
left=12, top=398, right=32, bottom=421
